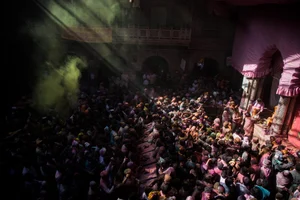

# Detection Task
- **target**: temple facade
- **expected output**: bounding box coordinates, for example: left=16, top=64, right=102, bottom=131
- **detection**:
left=56, top=0, right=300, bottom=147
left=211, top=0, right=300, bottom=147
left=58, top=0, right=236, bottom=80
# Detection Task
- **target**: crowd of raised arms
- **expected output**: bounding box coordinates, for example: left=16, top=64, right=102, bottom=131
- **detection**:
left=2, top=74, right=300, bottom=200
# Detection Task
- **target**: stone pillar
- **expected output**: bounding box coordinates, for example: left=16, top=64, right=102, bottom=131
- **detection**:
left=239, top=78, right=260, bottom=111
left=271, top=96, right=291, bottom=135
left=249, top=79, right=259, bottom=102
left=256, top=78, right=264, bottom=100
left=240, top=78, right=252, bottom=110
left=282, top=97, right=296, bottom=136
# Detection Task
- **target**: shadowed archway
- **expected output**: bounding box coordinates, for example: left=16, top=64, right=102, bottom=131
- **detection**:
left=192, top=57, right=219, bottom=77
left=140, top=56, right=169, bottom=85
left=142, top=56, right=169, bottom=76
left=261, top=49, right=284, bottom=108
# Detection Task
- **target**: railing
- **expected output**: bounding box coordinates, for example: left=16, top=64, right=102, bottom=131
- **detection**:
left=113, top=27, right=191, bottom=46
left=61, top=26, right=192, bottom=46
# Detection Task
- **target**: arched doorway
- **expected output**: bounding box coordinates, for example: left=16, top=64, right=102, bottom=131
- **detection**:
left=261, top=50, right=284, bottom=108
left=141, top=56, right=169, bottom=85
left=192, top=57, right=219, bottom=77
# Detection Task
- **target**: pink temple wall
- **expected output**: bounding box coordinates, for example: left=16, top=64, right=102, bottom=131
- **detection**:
left=231, top=5, right=300, bottom=96
left=230, top=5, right=300, bottom=147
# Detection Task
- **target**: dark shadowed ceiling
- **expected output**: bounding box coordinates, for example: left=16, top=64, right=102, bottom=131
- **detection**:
left=215, top=0, right=298, bottom=6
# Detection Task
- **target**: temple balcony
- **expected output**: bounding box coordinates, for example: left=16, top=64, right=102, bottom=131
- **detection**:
left=61, top=26, right=192, bottom=46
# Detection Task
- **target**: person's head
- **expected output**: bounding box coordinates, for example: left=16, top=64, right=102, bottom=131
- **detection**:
left=124, top=168, right=132, bottom=177
left=240, top=167, right=249, bottom=176
left=217, top=185, right=225, bottom=194
left=250, top=158, right=258, bottom=165
left=256, top=179, right=263, bottom=186
left=257, top=98, right=262, bottom=103
left=89, top=181, right=97, bottom=190
left=161, top=184, right=170, bottom=195
left=252, top=138, right=259, bottom=144
left=221, top=170, right=227, bottom=178
left=217, top=162, right=224, bottom=170
left=276, top=138, right=282, bottom=145
left=204, top=186, right=212, bottom=194
left=277, top=145, right=285, bottom=151
left=223, top=122, right=229, bottom=128
left=100, top=170, right=108, bottom=178
left=275, top=192, right=284, bottom=200
left=283, top=170, right=290, bottom=177
left=225, top=177, right=234, bottom=187
left=243, top=176, right=251, bottom=186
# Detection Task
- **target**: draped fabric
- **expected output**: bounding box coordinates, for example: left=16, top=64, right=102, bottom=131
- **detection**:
left=231, top=6, right=300, bottom=97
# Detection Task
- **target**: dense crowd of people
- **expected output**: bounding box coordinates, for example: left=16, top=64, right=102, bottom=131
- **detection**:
left=2, top=73, right=300, bottom=200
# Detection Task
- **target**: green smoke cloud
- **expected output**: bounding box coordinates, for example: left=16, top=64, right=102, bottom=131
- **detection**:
left=33, top=56, right=87, bottom=115
left=28, top=0, right=132, bottom=115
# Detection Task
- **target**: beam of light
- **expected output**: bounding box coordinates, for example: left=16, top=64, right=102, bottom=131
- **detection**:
left=33, top=0, right=135, bottom=75
left=29, top=0, right=146, bottom=116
